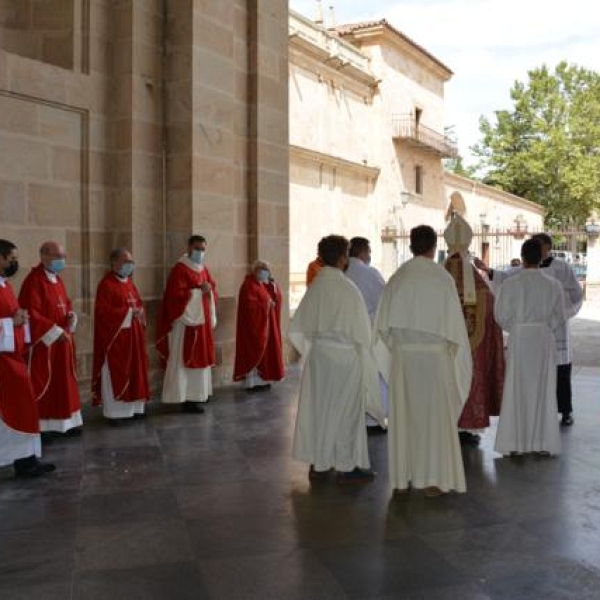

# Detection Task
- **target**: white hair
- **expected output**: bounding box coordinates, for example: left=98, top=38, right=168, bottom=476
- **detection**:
left=251, top=259, right=270, bottom=271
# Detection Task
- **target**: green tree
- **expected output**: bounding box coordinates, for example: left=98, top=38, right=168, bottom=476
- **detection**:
left=472, top=62, right=600, bottom=226
left=443, top=125, right=478, bottom=178
left=444, top=154, right=478, bottom=179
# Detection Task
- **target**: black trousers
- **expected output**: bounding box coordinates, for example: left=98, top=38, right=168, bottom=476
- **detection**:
left=557, top=363, right=572, bottom=415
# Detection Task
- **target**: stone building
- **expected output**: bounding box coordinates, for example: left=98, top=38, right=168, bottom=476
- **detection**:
left=0, top=0, right=289, bottom=395
left=289, top=10, right=544, bottom=302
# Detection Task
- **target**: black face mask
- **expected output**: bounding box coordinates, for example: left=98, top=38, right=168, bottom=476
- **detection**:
left=3, top=260, right=19, bottom=278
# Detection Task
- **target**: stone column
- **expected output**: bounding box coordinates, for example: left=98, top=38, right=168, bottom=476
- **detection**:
left=163, top=1, right=289, bottom=383
left=247, top=0, right=290, bottom=332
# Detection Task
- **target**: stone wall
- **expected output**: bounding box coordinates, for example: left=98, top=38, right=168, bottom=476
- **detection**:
left=0, top=0, right=290, bottom=398
left=0, top=0, right=74, bottom=69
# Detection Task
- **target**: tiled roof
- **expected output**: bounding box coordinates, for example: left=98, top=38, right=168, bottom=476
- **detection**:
left=331, top=19, right=453, bottom=75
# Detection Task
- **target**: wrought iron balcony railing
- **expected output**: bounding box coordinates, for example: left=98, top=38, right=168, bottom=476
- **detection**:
left=391, top=116, right=458, bottom=158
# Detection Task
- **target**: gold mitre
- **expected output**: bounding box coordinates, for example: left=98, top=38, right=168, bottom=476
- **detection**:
left=444, top=213, right=473, bottom=254
left=444, top=213, right=476, bottom=305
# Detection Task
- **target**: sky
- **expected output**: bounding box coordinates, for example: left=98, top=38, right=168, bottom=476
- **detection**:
left=289, top=0, right=600, bottom=165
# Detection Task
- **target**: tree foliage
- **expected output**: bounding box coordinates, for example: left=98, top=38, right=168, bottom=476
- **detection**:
left=472, top=62, right=600, bottom=226
left=444, top=154, right=478, bottom=179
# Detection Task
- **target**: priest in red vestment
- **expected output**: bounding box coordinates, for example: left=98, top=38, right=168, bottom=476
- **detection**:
left=0, top=239, right=55, bottom=477
left=19, top=241, right=82, bottom=435
left=92, top=248, right=150, bottom=422
left=157, top=235, right=217, bottom=413
left=443, top=215, right=504, bottom=446
left=233, top=260, right=285, bottom=391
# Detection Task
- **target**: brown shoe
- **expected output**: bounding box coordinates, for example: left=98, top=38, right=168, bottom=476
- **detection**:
left=392, top=487, right=410, bottom=497
left=424, top=486, right=443, bottom=498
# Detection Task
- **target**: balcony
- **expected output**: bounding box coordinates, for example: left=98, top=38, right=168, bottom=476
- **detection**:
left=391, top=116, right=458, bottom=158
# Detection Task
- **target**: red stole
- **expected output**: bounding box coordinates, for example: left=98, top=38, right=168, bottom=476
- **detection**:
left=92, top=272, right=150, bottom=405
left=18, top=264, right=80, bottom=419
left=156, top=261, right=217, bottom=369
left=0, top=282, right=39, bottom=433
left=445, top=255, right=504, bottom=428
left=233, top=275, right=284, bottom=381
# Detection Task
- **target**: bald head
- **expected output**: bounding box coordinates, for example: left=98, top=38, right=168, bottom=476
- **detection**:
left=40, top=241, right=66, bottom=272
left=40, top=241, right=64, bottom=257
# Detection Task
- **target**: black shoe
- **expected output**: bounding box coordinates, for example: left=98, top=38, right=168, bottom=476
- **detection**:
left=366, top=425, right=387, bottom=435
left=40, top=431, right=56, bottom=444
left=182, top=401, right=205, bottom=414
left=459, top=431, right=481, bottom=446
left=337, top=468, right=375, bottom=485
left=308, top=465, right=331, bottom=481
left=14, top=456, right=56, bottom=478
left=63, top=427, right=83, bottom=437
left=561, top=413, right=574, bottom=426
left=133, top=412, right=146, bottom=419
left=247, top=384, right=271, bottom=393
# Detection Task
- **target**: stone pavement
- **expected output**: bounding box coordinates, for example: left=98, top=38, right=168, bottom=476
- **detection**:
left=0, top=311, right=599, bottom=599
left=572, top=301, right=600, bottom=367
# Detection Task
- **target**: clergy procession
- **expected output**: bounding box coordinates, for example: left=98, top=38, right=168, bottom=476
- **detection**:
left=0, top=218, right=583, bottom=499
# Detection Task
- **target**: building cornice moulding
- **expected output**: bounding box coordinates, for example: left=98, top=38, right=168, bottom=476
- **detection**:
left=291, top=144, right=381, bottom=179
left=338, top=25, right=452, bottom=82
left=444, top=171, right=545, bottom=215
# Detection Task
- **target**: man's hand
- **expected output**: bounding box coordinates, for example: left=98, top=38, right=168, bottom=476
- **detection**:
left=199, top=282, right=211, bottom=294
left=133, top=307, right=146, bottom=325
left=13, top=309, right=28, bottom=327
left=472, top=257, right=489, bottom=273
left=58, top=331, right=69, bottom=342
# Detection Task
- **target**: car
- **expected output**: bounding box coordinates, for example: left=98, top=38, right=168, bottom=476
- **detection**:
left=571, top=263, right=587, bottom=296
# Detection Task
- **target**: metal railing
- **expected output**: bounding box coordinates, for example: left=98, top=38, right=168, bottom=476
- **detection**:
left=381, top=225, right=590, bottom=271
left=391, top=116, right=458, bottom=158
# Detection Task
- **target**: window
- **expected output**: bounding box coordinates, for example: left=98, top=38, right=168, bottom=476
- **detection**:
left=415, top=107, right=422, bottom=127
left=415, top=165, right=423, bottom=195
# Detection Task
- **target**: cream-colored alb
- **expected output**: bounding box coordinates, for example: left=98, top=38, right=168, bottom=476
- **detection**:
left=494, top=270, right=565, bottom=455
left=374, top=256, right=472, bottom=493
left=289, top=266, right=384, bottom=472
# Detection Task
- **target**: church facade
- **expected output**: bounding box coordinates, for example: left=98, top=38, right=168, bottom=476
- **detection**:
left=0, top=0, right=289, bottom=393
left=289, top=10, right=543, bottom=304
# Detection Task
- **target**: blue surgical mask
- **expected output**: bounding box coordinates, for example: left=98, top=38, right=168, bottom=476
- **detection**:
left=257, top=269, right=270, bottom=282
left=49, top=258, right=66, bottom=273
left=190, top=249, right=205, bottom=265
left=118, top=262, right=135, bottom=278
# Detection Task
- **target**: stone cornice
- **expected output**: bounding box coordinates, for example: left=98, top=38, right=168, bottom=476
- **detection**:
left=444, top=171, right=545, bottom=215
left=290, top=145, right=381, bottom=179
left=337, top=23, right=453, bottom=82
left=289, top=11, right=380, bottom=94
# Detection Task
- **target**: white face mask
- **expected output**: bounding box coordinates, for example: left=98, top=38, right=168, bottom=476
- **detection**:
left=257, top=269, right=270, bottom=282
left=118, top=262, right=135, bottom=278
left=190, top=249, right=205, bottom=265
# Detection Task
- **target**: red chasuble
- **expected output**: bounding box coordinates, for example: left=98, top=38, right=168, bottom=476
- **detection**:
left=0, top=282, right=39, bottom=433
left=445, top=255, right=505, bottom=429
left=92, top=272, right=150, bottom=405
left=18, top=265, right=81, bottom=419
left=156, top=261, right=217, bottom=369
left=233, top=275, right=285, bottom=382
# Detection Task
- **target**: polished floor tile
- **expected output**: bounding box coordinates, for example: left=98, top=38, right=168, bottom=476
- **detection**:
left=0, top=367, right=598, bottom=599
